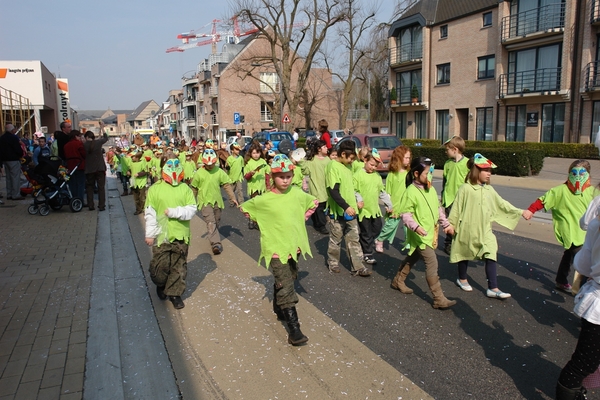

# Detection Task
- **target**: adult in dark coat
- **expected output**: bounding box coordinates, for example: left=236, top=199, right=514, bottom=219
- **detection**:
left=53, top=121, right=72, bottom=161
left=0, top=123, right=25, bottom=200
left=83, top=123, right=109, bottom=211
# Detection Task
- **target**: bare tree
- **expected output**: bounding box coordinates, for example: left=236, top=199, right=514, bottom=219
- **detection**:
left=232, top=0, right=346, bottom=129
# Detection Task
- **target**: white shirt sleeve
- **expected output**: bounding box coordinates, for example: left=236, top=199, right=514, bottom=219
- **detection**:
left=165, top=204, right=197, bottom=221
left=144, top=206, right=160, bottom=238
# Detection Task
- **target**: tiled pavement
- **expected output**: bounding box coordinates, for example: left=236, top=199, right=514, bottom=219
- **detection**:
left=0, top=189, right=97, bottom=400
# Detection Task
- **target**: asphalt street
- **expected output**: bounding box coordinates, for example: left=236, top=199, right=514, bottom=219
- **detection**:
left=213, top=178, right=594, bottom=400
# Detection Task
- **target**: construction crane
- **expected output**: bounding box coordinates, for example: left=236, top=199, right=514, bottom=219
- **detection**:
left=166, top=17, right=259, bottom=54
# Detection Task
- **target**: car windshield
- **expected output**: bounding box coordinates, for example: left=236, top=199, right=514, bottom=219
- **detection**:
left=367, top=136, right=401, bottom=150
left=270, top=133, right=289, bottom=142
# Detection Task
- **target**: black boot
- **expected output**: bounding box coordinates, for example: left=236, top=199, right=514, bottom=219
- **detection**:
left=169, top=296, right=185, bottom=309
left=556, top=381, right=587, bottom=400
left=156, top=286, right=167, bottom=300
left=282, top=306, right=308, bottom=346
left=272, top=285, right=285, bottom=321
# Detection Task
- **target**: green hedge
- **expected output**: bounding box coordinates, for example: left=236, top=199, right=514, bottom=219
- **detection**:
left=401, top=139, right=599, bottom=159
left=408, top=146, right=545, bottom=177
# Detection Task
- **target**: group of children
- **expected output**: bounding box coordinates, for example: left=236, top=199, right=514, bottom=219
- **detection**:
left=133, top=130, right=599, bottom=352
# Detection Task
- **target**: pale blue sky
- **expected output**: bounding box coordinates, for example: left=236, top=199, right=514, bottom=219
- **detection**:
left=1, top=0, right=395, bottom=111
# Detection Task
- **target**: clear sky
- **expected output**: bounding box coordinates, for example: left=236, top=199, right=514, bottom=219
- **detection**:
left=1, top=0, right=395, bottom=112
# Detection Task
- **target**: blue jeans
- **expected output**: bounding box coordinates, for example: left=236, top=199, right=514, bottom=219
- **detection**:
left=68, top=170, right=86, bottom=201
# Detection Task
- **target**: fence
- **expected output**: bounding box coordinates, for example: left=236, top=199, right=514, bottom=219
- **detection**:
left=0, top=86, right=34, bottom=137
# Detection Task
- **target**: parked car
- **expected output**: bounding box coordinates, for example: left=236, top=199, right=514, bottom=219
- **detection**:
left=329, top=130, right=346, bottom=145
left=226, top=135, right=252, bottom=153
left=246, top=131, right=296, bottom=155
left=334, top=134, right=403, bottom=176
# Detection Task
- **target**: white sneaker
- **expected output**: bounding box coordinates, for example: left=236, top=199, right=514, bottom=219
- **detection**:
left=486, top=289, right=511, bottom=299
left=456, top=279, right=473, bottom=292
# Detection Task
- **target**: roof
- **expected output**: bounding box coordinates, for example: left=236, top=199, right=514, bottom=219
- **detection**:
left=126, top=100, right=156, bottom=122
left=389, top=0, right=498, bottom=35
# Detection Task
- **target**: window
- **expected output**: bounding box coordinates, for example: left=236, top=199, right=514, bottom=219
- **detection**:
left=260, top=102, right=273, bottom=121
left=437, top=63, right=451, bottom=85
left=476, top=108, right=493, bottom=141
left=436, top=110, right=450, bottom=142
left=478, top=55, right=495, bottom=79
left=260, top=72, right=279, bottom=94
left=395, top=112, right=407, bottom=138
left=542, top=103, right=565, bottom=142
left=440, top=25, right=448, bottom=39
left=396, top=69, right=422, bottom=103
left=396, top=25, right=423, bottom=63
left=507, top=43, right=561, bottom=94
left=415, top=111, right=427, bottom=139
left=506, top=105, right=526, bottom=142
left=483, top=12, right=493, bottom=27
left=592, top=102, right=600, bottom=144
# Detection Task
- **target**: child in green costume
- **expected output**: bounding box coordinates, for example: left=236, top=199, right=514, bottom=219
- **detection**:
left=144, top=157, right=197, bottom=310
left=298, top=139, right=330, bottom=234
left=129, top=152, right=149, bottom=215
left=183, top=151, right=196, bottom=185
left=190, top=149, right=237, bottom=255
left=375, top=145, right=411, bottom=253
left=441, top=136, right=469, bottom=254
left=243, top=141, right=269, bottom=229
left=448, top=154, right=527, bottom=299
left=225, top=143, right=245, bottom=205
left=325, top=139, right=371, bottom=277
left=392, top=156, right=456, bottom=309
left=523, top=159, right=597, bottom=293
left=241, top=154, right=318, bottom=346
left=354, top=149, right=392, bottom=264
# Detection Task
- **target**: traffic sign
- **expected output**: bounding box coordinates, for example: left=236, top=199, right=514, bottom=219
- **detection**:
left=234, top=112, right=240, bottom=125
left=282, top=113, right=290, bottom=124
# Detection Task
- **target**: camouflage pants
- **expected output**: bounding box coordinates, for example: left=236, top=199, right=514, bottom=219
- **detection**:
left=200, top=204, right=222, bottom=246
left=327, top=217, right=364, bottom=272
left=149, top=241, right=189, bottom=296
left=270, top=258, right=299, bottom=310
left=132, top=187, right=147, bottom=213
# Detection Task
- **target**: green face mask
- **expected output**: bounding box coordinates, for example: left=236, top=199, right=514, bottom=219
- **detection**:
left=162, top=158, right=184, bottom=186
left=568, top=167, right=589, bottom=195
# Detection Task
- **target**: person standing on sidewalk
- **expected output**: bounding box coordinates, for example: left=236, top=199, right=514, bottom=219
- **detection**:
left=523, top=159, right=597, bottom=294
left=391, top=157, right=456, bottom=309
left=63, top=130, right=86, bottom=203
left=145, top=157, right=197, bottom=310
left=190, top=149, right=237, bottom=255
left=440, top=136, right=469, bottom=255
left=0, top=123, right=25, bottom=200
left=241, top=154, right=317, bottom=346
left=83, top=122, right=109, bottom=211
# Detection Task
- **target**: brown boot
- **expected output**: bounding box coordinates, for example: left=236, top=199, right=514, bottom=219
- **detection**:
left=426, top=276, right=456, bottom=309
left=391, top=264, right=413, bottom=294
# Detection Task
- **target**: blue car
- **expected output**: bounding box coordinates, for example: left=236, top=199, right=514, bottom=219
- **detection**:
left=245, top=131, right=296, bottom=155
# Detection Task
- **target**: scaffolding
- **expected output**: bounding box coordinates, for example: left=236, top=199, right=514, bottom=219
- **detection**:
left=0, top=86, right=34, bottom=137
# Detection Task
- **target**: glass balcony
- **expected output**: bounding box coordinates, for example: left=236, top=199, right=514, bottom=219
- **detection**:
left=501, top=3, right=565, bottom=42
left=390, top=85, right=422, bottom=105
left=389, top=42, right=423, bottom=66
left=584, top=61, right=600, bottom=91
left=499, top=67, right=562, bottom=97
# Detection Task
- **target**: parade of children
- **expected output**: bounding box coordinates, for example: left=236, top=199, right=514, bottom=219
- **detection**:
left=21, top=125, right=598, bottom=397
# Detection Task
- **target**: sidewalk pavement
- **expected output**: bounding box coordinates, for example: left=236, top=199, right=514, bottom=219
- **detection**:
left=0, top=157, right=596, bottom=399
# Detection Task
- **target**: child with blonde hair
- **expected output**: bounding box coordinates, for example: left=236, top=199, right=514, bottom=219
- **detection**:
left=441, top=136, right=469, bottom=254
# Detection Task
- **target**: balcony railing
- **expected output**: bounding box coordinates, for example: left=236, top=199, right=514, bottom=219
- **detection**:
left=501, top=3, right=565, bottom=42
left=499, top=67, right=562, bottom=97
left=392, top=85, right=422, bottom=105
left=347, top=109, right=369, bottom=120
left=389, top=42, right=423, bottom=66
left=260, top=111, right=273, bottom=122
left=585, top=61, right=600, bottom=91
left=210, top=114, right=218, bottom=125
left=593, top=0, right=600, bottom=24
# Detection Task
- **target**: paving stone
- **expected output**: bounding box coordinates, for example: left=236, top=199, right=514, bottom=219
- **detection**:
left=45, top=353, right=66, bottom=371
left=8, top=345, right=32, bottom=362
left=66, top=343, right=85, bottom=359
left=14, top=379, right=41, bottom=399
left=67, top=331, right=86, bottom=345
left=0, top=375, right=20, bottom=396
left=60, top=372, right=83, bottom=395
left=63, top=357, right=85, bottom=376
left=40, top=367, right=64, bottom=389
left=15, top=332, right=36, bottom=347
left=48, top=339, right=69, bottom=356
left=51, top=328, right=70, bottom=342
left=37, top=385, right=61, bottom=400
left=21, top=363, right=45, bottom=383
left=27, top=349, right=49, bottom=366
left=32, top=335, right=52, bottom=351
left=0, top=355, right=9, bottom=377
left=60, top=392, right=83, bottom=400
left=0, top=358, right=27, bottom=378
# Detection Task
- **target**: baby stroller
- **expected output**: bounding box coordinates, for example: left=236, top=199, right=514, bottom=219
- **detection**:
left=27, top=156, right=83, bottom=216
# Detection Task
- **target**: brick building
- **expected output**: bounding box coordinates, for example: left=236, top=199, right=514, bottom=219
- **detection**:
left=389, top=0, right=598, bottom=144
